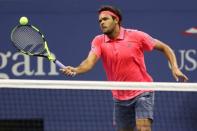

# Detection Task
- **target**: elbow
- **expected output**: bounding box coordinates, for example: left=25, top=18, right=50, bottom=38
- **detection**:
left=155, top=40, right=172, bottom=53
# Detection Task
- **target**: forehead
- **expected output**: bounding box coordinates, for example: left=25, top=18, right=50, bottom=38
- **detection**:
left=98, top=13, right=113, bottom=20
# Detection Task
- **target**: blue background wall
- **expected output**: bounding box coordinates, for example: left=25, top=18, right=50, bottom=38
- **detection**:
left=0, top=0, right=197, bottom=131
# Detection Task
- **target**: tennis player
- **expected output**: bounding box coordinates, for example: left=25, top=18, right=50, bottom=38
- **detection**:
left=61, top=5, right=188, bottom=131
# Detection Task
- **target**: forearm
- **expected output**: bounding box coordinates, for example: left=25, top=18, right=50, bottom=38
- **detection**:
left=75, top=53, right=98, bottom=75
left=154, top=39, right=188, bottom=81
left=163, top=45, right=178, bottom=69
left=60, top=53, right=98, bottom=76
left=154, top=39, right=178, bottom=69
left=75, top=59, right=95, bottom=74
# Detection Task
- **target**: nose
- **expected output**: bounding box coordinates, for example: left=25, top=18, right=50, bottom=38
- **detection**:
left=100, top=20, right=105, bottom=27
left=100, top=20, right=103, bottom=25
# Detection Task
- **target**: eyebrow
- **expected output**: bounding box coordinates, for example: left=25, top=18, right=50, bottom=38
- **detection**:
left=98, top=17, right=109, bottom=23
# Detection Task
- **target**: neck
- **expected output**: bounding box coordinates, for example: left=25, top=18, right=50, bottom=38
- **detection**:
left=108, top=25, right=120, bottom=39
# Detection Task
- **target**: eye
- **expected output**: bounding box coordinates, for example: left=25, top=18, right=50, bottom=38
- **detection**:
left=98, top=16, right=111, bottom=24
left=98, top=19, right=102, bottom=23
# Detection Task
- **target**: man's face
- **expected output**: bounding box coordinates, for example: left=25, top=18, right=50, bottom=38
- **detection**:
left=98, top=13, right=117, bottom=35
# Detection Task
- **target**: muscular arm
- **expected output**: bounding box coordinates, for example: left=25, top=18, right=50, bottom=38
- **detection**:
left=60, top=53, right=99, bottom=76
left=154, top=39, right=188, bottom=81
left=154, top=39, right=178, bottom=69
left=75, top=53, right=98, bottom=74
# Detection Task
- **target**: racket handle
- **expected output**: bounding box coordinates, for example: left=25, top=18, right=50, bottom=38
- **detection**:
left=54, top=59, right=66, bottom=68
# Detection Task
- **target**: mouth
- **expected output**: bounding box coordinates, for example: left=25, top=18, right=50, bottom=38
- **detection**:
left=101, top=26, right=107, bottom=30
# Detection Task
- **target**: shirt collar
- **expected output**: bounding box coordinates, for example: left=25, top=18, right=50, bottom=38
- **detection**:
left=104, top=27, right=125, bottom=43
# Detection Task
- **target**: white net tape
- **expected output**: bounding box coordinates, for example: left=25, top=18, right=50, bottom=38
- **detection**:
left=0, top=79, right=197, bottom=92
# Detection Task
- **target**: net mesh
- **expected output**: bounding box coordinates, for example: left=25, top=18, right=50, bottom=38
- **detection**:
left=0, top=79, right=197, bottom=131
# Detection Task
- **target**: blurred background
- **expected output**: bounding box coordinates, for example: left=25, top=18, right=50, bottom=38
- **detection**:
left=0, top=0, right=196, bottom=131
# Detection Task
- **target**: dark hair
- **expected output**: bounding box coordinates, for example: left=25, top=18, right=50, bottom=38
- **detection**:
left=98, top=5, right=122, bottom=23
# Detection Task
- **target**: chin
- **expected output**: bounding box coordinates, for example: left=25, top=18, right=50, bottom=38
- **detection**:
left=101, top=28, right=108, bottom=33
left=103, top=31, right=108, bottom=34
left=102, top=30, right=110, bottom=35
left=101, top=29, right=107, bottom=33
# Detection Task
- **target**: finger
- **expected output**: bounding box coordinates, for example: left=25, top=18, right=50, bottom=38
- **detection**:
left=64, top=70, right=76, bottom=77
left=71, top=72, right=77, bottom=77
left=67, top=72, right=76, bottom=77
left=59, top=68, right=64, bottom=72
left=177, top=74, right=188, bottom=82
left=60, top=66, right=71, bottom=72
left=59, top=66, right=76, bottom=77
left=59, top=67, right=68, bottom=72
left=60, top=69, right=71, bottom=75
left=173, top=74, right=179, bottom=82
left=182, top=75, right=189, bottom=82
left=59, top=68, right=67, bottom=74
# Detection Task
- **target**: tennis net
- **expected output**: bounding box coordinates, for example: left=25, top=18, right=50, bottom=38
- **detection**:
left=0, top=79, right=197, bottom=131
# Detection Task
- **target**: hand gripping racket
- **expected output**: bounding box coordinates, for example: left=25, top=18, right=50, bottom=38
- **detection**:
left=11, top=24, right=65, bottom=68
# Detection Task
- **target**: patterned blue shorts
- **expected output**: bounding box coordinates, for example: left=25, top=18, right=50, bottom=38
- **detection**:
left=113, top=92, right=155, bottom=129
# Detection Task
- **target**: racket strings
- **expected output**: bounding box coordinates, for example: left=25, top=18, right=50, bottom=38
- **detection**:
left=11, top=26, right=45, bottom=55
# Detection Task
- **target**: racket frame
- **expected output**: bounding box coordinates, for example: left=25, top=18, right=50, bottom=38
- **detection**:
left=11, top=24, right=66, bottom=68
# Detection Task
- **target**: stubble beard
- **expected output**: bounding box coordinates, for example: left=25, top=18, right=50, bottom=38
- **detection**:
left=102, top=27, right=114, bottom=36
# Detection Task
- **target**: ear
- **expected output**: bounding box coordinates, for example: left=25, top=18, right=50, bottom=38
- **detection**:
left=114, top=19, right=119, bottom=24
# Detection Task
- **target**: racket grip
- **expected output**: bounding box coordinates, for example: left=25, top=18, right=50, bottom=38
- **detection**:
left=54, top=60, right=66, bottom=68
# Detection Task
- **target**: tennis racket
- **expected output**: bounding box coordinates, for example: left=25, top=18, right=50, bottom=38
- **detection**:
left=10, top=24, right=65, bottom=68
